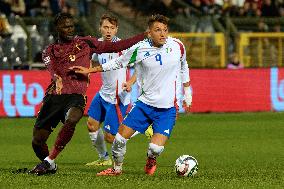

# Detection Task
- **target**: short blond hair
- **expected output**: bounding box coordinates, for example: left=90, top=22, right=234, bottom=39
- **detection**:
left=147, top=14, right=169, bottom=28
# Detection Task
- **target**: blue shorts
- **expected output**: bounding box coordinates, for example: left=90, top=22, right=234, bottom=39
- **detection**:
left=122, top=101, right=176, bottom=137
left=88, top=93, right=128, bottom=135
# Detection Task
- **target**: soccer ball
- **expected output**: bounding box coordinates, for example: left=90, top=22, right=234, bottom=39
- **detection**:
left=175, top=155, right=198, bottom=177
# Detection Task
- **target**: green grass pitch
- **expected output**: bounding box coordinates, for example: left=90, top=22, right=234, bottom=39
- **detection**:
left=0, top=112, right=283, bottom=189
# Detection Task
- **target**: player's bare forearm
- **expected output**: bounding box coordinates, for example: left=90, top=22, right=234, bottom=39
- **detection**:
left=128, top=72, right=137, bottom=85
left=122, top=72, right=137, bottom=92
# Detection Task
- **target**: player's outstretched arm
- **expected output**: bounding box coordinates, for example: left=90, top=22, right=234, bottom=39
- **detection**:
left=71, top=45, right=152, bottom=74
left=83, top=32, right=147, bottom=54
left=69, top=65, right=103, bottom=74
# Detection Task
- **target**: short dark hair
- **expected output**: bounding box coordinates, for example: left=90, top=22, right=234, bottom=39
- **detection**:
left=99, top=13, right=118, bottom=27
left=54, top=13, right=73, bottom=26
left=147, top=14, right=169, bottom=28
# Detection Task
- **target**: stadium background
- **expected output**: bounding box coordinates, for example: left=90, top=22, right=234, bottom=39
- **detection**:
left=1, top=0, right=284, bottom=115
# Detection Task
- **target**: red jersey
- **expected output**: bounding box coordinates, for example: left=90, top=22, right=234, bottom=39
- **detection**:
left=42, top=33, right=145, bottom=95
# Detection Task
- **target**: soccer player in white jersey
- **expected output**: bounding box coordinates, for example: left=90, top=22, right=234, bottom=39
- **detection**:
left=70, top=14, right=192, bottom=175
left=85, top=14, right=131, bottom=166
left=85, top=14, right=153, bottom=166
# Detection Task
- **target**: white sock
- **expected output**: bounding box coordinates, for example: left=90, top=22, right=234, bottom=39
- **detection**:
left=112, top=133, right=127, bottom=166
left=89, top=128, right=108, bottom=159
left=114, top=162, right=123, bottom=172
left=44, top=157, right=56, bottom=169
left=130, top=131, right=140, bottom=138
left=147, top=143, right=164, bottom=159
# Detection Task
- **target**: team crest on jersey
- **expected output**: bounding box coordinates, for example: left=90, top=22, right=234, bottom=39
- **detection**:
left=75, top=44, right=81, bottom=50
left=144, top=51, right=150, bottom=57
left=69, top=55, right=76, bottom=61
left=166, top=47, right=172, bottom=53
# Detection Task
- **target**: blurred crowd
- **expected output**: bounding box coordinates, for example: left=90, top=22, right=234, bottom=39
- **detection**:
left=118, top=0, right=284, bottom=18
left=0, top=0, right=91, bottom=17
left=1, top=0, right=284, bottom=69
left=1, top=0, right=284, bottom=18
left=0, top=0, right=92, bottom=69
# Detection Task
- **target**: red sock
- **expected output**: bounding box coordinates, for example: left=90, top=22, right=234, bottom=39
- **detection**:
left=49, top=123, right=75, bottom=160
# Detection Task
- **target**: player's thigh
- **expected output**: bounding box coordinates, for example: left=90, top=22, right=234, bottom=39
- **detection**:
left=88, top=93, right=107, bottom=123
left=64, top=94, right=86, bottom=124
left=34, top=94, right=61, bottom=131
left=104, top=103, right=128, bottom=135
left=152, top=107, right=176, bottom=138
left=122, top=101, right=152, bottom=135
left=65, top=107, right=84, bottom=124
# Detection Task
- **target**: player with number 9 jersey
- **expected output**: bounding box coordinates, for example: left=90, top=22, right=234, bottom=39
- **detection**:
left=99, top=15, right=192, bottom=176
left=102, top=37, right=190, bottom=110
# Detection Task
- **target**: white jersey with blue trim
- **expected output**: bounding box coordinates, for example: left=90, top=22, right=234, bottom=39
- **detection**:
left=102, top=37, right=190, bottom=108
left=92, top=37, right=130, bottom=105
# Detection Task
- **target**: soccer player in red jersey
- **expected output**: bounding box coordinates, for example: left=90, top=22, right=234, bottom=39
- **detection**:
left=28, top=12, right=147, bottom=176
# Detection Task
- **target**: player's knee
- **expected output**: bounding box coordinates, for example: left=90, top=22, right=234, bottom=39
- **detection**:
left=65, top=115, right=81, bottom=128
left=148, top=143, right=164, bottom=157
left=65, top=108, right=83, bottom=126
left=87, top=120, right=93, bottom=131
left=65, top=117, right=80, bottom=126
left=105, top=133, right=115, bottom=143
left=87, top=119, right=99, bottom=132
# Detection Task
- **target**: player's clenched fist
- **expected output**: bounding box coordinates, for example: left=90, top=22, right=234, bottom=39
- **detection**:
left=183, top=86, right=192, bottom=113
